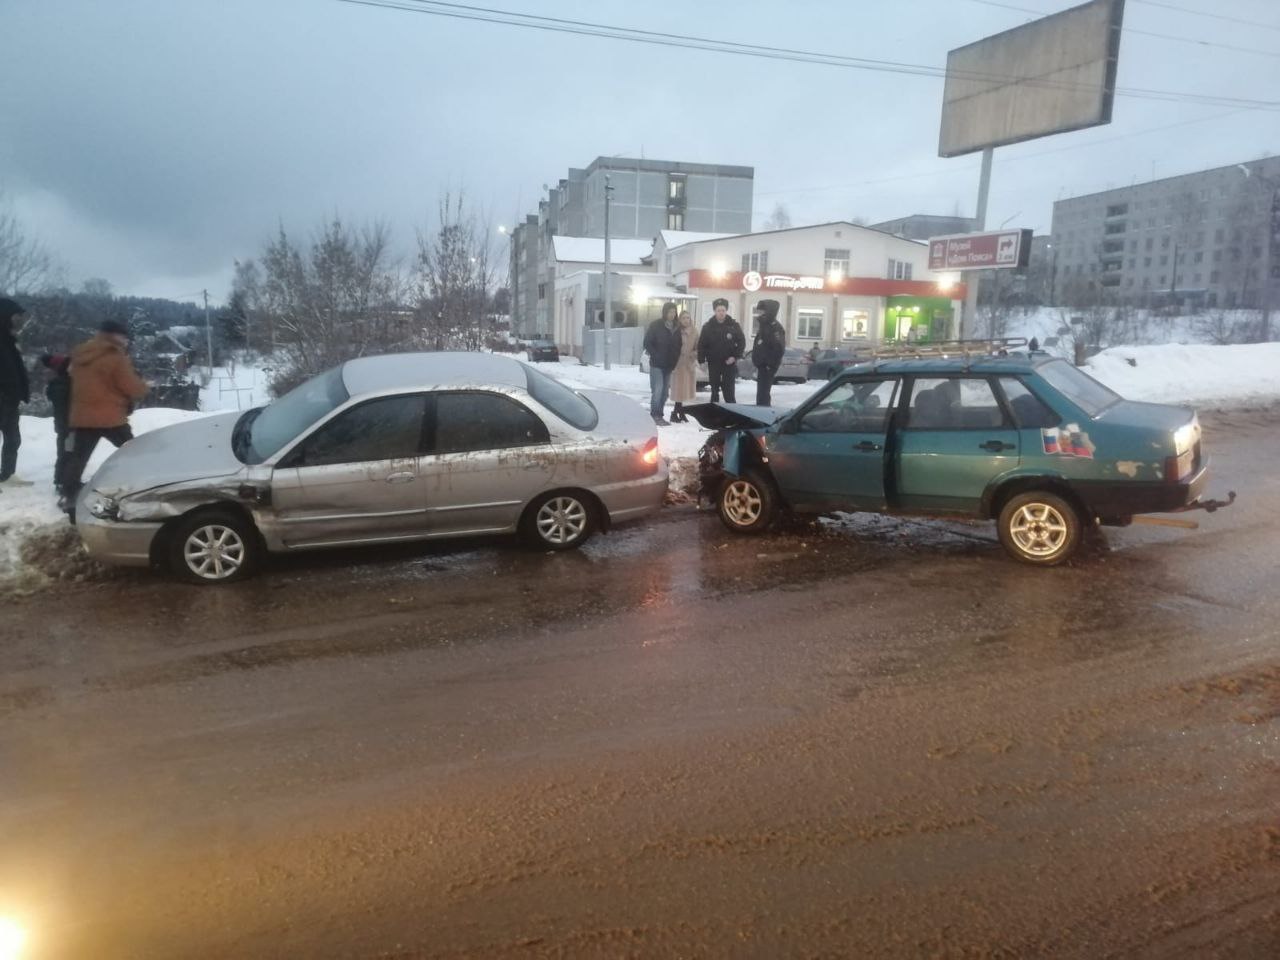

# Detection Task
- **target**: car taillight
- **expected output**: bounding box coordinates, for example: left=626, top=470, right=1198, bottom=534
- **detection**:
left=641, top=437, right=660, bottom=466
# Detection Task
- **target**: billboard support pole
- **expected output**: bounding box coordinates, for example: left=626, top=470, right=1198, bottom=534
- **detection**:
left=962, top=147, right=993, bottom=339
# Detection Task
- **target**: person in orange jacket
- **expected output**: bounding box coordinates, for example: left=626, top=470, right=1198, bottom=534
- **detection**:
left=60, top=319, right=149, bottom=507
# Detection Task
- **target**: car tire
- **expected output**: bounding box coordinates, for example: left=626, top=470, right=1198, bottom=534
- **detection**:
left=522, top=491, right=596, bottom=551
left=997, top=491, right=1081, bottom=566
left=168, top=508, right=261, bottom=584
left=717, top=469, right=777, bottom=535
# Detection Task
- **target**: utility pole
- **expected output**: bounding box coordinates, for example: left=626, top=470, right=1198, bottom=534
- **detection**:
left=962, top=147, right=993, bottom=339
left=602, top=173, right=614, bottom=370
left=203, top=289, right=213, bottom=377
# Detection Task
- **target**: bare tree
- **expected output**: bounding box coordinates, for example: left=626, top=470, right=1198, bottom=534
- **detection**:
left=0, top=192, right=57, bottom=294
left=415, top=193, right=498, bottom=351
left=763, top=203, right=792, bottom=231
left=253, top=216, right=404, bottom=394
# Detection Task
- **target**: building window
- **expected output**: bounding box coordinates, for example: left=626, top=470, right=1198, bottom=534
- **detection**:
left=1194, top=251, right=1203, bottom=264
left=1253, top=245, right=1264, bottom=260
left=824, top=248, right=850, bottom=277
left=1214, top=228, right=1225, bottom=244
left=741, top=251, right=769, bottom=273
left=1161, top=236, right=1170, bottom=250
left=667, top=211, right=684, bottom=230
left=1145, top=237, right=1153, bottom=252
left=797, top=308, right=824, bottom=340
left=1144, top=257, right=1152, bottom=268
left=1210, top=270, right=1220, bottom=283
left=887, top=258, right=913, bottom=280
left=1213, top=250, right=1223, bottom=263
left=1193, top=273, right=1202, bottom=285
left=841, top=309, right=869, bottom=339
left=1160, top=255, right=1168, bottom=266
left=537, top=283, right=545, bottom=300
left=668, top=176, right=686, bottom=201
left=1159, top=275, right=1167, bottom=286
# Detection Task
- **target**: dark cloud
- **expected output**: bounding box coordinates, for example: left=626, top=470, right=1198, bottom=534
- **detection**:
left=4, top=0, right=1277, bottom=298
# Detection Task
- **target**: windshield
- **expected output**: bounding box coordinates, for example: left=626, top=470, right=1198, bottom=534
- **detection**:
left=524, top=362, right=598, bottom=430
left=244, top=365, right=349, bottom=463
left=1036, top=359, right=1121, bottom=418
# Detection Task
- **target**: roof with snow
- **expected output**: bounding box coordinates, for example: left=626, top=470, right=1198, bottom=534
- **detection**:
left=658, top=229, right=739, bottom=250
left=551, top=236, right=653, bottom=265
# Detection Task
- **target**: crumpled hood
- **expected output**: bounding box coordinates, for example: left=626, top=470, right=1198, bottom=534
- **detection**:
left=90, top=411, right=247, bottom=496
left=681, top=402, right=789, bottom=431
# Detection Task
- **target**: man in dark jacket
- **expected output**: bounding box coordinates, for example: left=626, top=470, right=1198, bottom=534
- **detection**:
left=0, top=298, right=32, bottom=485
left=696, top=298, right=745, bottom=403
left=40, top=354, right=72, bottom=494
left=642, top=302, right=682, bottom=424
left=750, top=299, right=786, bottom=407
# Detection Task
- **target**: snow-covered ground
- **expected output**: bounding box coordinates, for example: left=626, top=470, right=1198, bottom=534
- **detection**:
left=195, top=358, right=274, bottom=412
left=0, top=409, right=212, bottom=582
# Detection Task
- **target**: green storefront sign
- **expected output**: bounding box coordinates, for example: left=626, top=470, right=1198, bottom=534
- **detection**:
left=883, top=296, right=954, bottom=342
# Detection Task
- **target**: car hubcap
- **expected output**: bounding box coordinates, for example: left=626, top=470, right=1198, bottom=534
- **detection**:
left=723, top=480, right=763, bottom=526
left=184, top=524, right=246, bottom=579
left=537, top=497, right=587, bottom=544
left=1009, top=503, right=1068, bottom=557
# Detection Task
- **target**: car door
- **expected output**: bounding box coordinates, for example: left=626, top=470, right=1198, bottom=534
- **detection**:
left=764, top=376, right=899, bottom=510
left=893, top=376, right=1021, bottom=515
left=421, top=391, right=557, bottom=535
left=268, top=393, right=429, bottom=548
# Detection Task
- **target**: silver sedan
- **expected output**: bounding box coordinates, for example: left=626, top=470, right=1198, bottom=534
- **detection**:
left=76, top=353, right=668, bottom=583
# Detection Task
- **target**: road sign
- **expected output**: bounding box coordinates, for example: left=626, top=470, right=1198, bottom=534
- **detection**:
left=928, top=229, right=1033, bottom=271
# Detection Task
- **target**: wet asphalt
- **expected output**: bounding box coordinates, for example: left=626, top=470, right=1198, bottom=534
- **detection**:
left=1, top=407, right=1278, bottom=959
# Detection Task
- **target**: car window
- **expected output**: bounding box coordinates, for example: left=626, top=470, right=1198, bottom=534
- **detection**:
left=1000, top=377, right=1060, bottom=428
left=433, top=392, right=552, bottom=454
left=907, top=377, right=1007, bottom=430
left=798, top=378, right=897, bottom=433
left=1036, top=359, right=1121, bottom=417
left=524, top=363, right=598, bottom=430
left=297, top=394, right=426, bottom=466
left=246, top=365, right=348, bottom=464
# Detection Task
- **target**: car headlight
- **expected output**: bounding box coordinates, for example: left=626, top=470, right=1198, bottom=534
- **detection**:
left=1173, top=418, right=1198, bottom=456
left=88, top=496, right=120, bottom=520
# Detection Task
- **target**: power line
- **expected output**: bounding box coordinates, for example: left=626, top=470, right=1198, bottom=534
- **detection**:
left=965, top=0, right=1280, bottom=57
left=1130, top=0, right=1280, bottom=33
left=335, top=0, right=1280, bottom=111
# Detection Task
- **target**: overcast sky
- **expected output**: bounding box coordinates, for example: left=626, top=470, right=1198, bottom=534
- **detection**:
left=4, top=0, right=1278, bottom=302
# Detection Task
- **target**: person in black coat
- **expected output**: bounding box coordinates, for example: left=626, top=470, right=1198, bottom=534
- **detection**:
left=0, top=298, right=31, bottom=484
left=642, top=302, right=682, bottom=424
left=40, top=353, right=72, bottom=493
left=696, top=297, right=746, bottom=403
left=750, top=299, right=786, bottom=407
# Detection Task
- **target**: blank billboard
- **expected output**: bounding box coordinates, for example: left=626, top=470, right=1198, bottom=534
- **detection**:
left=939, top=0, right=1125, bottom=158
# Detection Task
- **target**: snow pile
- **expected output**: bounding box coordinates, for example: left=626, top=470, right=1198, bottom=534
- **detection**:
left=1084, top=343, right=1280, bottom=408
left=0, top=409, right=213, bottom=585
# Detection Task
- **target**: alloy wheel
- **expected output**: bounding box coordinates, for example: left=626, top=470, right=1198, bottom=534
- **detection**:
left=1008, top=502, right=1069, bottom=558
left=722, top=479, right=763, bottom=527
left=183, top=523, right=247, bottom=580
left=536, top=496, right=588, bottom=545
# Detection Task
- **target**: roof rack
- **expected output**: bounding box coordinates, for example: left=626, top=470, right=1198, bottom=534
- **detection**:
left=862, top=337, right=1028, bottom=370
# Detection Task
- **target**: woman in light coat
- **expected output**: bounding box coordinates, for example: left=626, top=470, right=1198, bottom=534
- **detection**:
left=669, top=311, right=699, bottom=423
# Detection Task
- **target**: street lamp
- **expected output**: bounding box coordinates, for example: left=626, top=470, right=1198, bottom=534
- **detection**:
left=602, top=173, right=614, bottom=370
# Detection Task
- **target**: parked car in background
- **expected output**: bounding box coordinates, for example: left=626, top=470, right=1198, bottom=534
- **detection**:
left=807, top=347, right=868, bottom=380
left=526, top=339, right=560, bottom=363
left=689, top=348, right=1230, bottom=566
left=737, top=347, right=811, bottom=383
left=76, top=353, right=668, bottom=583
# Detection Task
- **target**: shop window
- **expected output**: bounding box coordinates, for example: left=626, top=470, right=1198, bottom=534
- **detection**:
left=887, top=259, right=913, bottom=281
left=741, top=250, right=769, bottom=273
left=841, top=309, right=869, bottom=339
left=796, top=309, right=823, bottom=340
left=824, top=248, right=850, bottom=277
left=667, top=211, right=684, bottom=230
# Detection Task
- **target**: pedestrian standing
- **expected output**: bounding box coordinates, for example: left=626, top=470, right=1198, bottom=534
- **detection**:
left=696, top=297, right=745, bottom=404
left=750, top=299, right=786, bottom=407
left=0, top=298, right=32, bottom=486
left=39, top=354, right=72, bottom=494
left=669, top=310, right=699, bottom=422
left=61, top=319, right=149, bottom=509
left=642, top=302, right=682, bottom=425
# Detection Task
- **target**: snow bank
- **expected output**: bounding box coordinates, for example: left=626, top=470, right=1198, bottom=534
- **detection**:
left=1084, top=343, right=1280, bottom=408
left=196, top=359, right=274, bottom=412
left=0, top=409, right=213, bottom=584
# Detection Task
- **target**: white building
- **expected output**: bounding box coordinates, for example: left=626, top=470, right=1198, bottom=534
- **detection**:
left=548, top=223, right=966, bottom=358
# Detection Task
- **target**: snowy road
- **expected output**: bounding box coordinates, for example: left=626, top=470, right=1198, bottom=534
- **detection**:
left=1, top=407, right=1278, bottom=958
